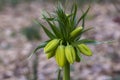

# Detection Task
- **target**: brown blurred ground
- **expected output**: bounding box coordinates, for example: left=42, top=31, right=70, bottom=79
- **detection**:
left=0, top=1, right=120, bottom=80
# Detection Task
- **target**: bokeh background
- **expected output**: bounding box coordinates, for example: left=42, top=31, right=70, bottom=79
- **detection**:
left=0, top=0, right=120, bottom=80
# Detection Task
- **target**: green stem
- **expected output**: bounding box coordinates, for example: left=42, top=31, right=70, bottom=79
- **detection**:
left=57, top=68, right=61, bottom=80
left=33, top=53, right=38, bottom=80
left=63, top=61, right=70, bottom=80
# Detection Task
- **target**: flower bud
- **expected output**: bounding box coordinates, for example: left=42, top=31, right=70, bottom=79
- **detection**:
left=55, top=45, right=66, bottom=67
left=77, top=44, right=92, bottom=56
left=70, top=26, right=83, bottom=39
left=65, top=45, right=76, bottom=64
left=44, top=39, right=60, bottom=53
left=46, top=51, right=55, bottom=59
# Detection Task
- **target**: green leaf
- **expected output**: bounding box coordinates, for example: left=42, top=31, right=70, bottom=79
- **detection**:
left=43, top=11, right=56, bottom=22
left=77, top=39, right=97, bottom=44
left=81, top=27, right=94, bottom=34
left=75, top=27, right=94, bottom=40
left=74, top=47, right=81, bottom=62
left=82, top=13, right=85, bottom=29
left=33, top=19, right=56, bottom=39
left=75, top=47, right=83, bottom=62
left=33, top=40, right=50, bottom=53
left=70, top=3, right=77, bottom=31
left=77, top=39, right=114, bottom=45
left=55, top=17, right=67, bottom=40
left=88, top=40, right=114, bottom=45
left=43, top=17, right=55, bottom=21
left=55, top=5, right=67, bottom=38
left=27, top=40, right=50, bottom=60
left=71, top=3, right=77, bottom=22
left=76, top=5, right=90, bottom=27
left=42, top=14, right=62, bottom=38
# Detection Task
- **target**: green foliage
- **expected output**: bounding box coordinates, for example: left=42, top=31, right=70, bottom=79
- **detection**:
left=32, top=2, right=112, bottom=80
left=35, top=3, right=90, bottom=43
left=34, top=2, right=112, bottom=55
left=21, top=24, right=41, bottom=41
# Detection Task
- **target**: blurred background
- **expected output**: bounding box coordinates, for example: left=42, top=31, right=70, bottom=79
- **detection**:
left=0, top=0, right=120, bottom=80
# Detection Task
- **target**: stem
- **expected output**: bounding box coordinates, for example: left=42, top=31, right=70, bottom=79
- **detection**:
left=57, top=68, right=61, bottom=80
left=33, top=53, right=38, bottom=80
left=63, top=61, right=70, bottom=80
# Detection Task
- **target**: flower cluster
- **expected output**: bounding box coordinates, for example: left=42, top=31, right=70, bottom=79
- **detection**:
left=34, top=3, right=94, bottom=67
